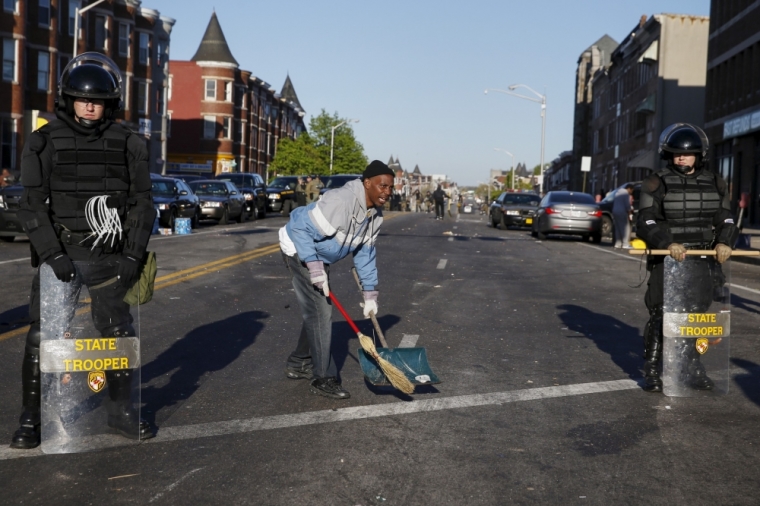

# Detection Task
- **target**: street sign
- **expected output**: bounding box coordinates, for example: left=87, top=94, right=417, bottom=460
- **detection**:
left=581, top=156, right=591, bottom=172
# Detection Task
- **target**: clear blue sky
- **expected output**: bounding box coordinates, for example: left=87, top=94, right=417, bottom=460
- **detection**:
left=149, top=0, right=710, bottom=186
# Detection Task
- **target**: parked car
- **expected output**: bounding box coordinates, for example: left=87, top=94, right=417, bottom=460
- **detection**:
left=266, top=176, right=300, bottom=215
left=598, top=182, right=641, bottom=239
left=0, top=183, right=25, bottom=242
left=531, top=191, right=602, bottom=242
left=489, top=192, right=541, bottom=229
left=188, top=180, right=247, bottom=224
left=319, top=174, right=362, bottom=196
left=165, top=173, right=208, bottom=184
left=214, top=172, right=267, bottom=219
left=151, top=176, right=201, bottom=229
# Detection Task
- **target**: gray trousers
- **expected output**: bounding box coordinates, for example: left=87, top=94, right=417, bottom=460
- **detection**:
left=613, top=212, right=631, bottom=247
left=283, top=252, right=337, bottom=379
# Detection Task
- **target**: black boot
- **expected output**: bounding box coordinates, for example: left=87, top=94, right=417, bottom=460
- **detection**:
left=682, top=345, right=714, bottom=391
left=10, top=349, right=42, bottom=449
left=642, top=306, right=663, bottom=393
left=105, top=370, right=154, bottom=440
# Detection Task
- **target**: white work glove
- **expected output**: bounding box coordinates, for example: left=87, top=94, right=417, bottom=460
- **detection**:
left=306, top=261, right=329, bottom=296
left=362, top=290, right=379, bottom=318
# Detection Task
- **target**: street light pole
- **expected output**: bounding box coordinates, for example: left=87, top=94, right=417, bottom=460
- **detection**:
left=73, top=0, right=108, bottom=58
left=485, top=85, right=547, bottom=193
left=330, top=118, right=359, bottom=174
left=494, top=148, right=515, bottom=191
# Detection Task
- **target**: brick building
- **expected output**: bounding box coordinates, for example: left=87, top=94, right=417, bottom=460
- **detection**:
left=0, top=0, right=174, bottom=175
left=703, top=1, right=760, bottom=224
left=569, top=35, right=618, bottom=192
left=166, top=12, right=306, bottom=179
left=586, top=14, right=709, bottom=197
left=544, top=150, right=574, bottom=192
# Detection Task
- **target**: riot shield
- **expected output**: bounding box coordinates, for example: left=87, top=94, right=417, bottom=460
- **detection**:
left=662, top=256, right=730, bottom=397
left=39, top=261, right=141, bottom=453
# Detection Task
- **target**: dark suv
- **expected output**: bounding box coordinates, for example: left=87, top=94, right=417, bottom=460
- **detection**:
left=0, top=183, right=25, bottom=242
left=266, top=176, right=300, bottom=216
left=489, top=192, right=540, bottom=229
left=151, top=175, right=201, bottom=229
left=319, top=174, right=361, bottom=196
left=214, top=172, right=267, bottom=219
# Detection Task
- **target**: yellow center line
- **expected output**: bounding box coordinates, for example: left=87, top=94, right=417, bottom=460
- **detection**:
left=0, top=242, right=281, bottom=342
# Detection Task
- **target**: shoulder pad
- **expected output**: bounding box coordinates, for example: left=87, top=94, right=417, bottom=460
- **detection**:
left=642, top=173, right=662, bottom=194
left=26, top=131, right=47, bottom=153
left=111, top=121, right=137, bottom=136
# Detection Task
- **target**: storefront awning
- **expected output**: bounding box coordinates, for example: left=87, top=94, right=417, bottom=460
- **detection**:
left=627, top=150, right=657, bottom=171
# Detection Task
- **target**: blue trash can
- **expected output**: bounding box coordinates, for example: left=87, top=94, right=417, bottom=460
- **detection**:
left=175, top=217, right=191, bottom=235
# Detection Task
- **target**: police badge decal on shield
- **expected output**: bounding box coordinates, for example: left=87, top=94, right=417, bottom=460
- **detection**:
left=88, top=371, right=106, bottom=392
left=695, top=338, right=709, bottom=355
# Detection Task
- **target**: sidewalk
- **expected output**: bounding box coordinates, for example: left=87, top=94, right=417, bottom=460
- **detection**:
left=730, top=225, right=760, bottom=266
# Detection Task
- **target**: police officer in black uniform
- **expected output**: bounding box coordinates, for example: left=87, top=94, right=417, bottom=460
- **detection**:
left=636, top=123, right=738, bottom=393
left=10, top=53, right=156, bottom=449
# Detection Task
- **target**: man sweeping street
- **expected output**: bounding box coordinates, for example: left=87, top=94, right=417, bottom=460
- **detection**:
left=279, top=160, right=393, bottom=399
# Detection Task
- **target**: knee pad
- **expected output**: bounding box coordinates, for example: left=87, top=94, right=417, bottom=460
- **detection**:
left=24, top=325, right=41, bottom=356
left=100, top=323, right=136, bottom=338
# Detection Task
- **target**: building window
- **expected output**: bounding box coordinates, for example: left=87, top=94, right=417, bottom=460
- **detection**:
left=67, top=0, right=80, bottom=35
left=205, top=79, right=216, bottom=100
left=203, top=116, right=216, bottom=139
left=234, top=120, right=242, bottom=143
left=38, top=0, right=50, bottom=26
left=2, top=39, right=15, bottom=82
left=37, top=51, right=49, bottom=91
left=121, top=72, right=129, bottom=110
left=225, top=81, right=232, bottom=102
left=138, top=32, right=149, bottom=65
left=156, top=41, right=164, bottom=67
left=251, top=127, right=257, bottom=149
left=1, top=118, right=16, bottom=170
left=3, top=0, right=17, bottom=14
left=94, top=15, right=107, bottom=50
left=222, top=117, right=231, bottom=139
left=58, top=55, right=69, bottom=79
left=118, top=23, right=129, bottom=56
left=137, top=81, right=148, bottom=114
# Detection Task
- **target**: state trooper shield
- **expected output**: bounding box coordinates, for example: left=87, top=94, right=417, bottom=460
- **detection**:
left=39, top=261, right=142, bottom=453
left=662, top=255, right=730, bottom=397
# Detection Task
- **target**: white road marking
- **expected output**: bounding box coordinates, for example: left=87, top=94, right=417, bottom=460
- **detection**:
left=448, top=237, right=454, bottom=242
left=0, top=257, right=27, bottom=265
left=436, top=259, right=448, bottom=269
left=398, top=334, right=420, bottom=348
left=148, top=467, right=204, bottom=503
left=577, top=242, right=640, bottom=261
left=729, top=283, right=760, bottom=296
left=0, top=379, right=640, bottom=460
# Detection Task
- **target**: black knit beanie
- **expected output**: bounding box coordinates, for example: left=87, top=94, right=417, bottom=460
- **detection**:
left=362, top=160, right=394, bottom=180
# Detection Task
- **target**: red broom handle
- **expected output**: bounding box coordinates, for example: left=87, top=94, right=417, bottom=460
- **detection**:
left=329, top=293, right=360, bottom=334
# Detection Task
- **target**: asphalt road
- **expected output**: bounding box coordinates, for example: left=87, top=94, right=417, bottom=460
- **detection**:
left=1, top=210, right=759, bottom=505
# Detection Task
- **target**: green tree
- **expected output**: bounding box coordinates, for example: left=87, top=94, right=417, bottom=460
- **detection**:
left=308, top=110, right=368, bottom=174
left=269, top=110, right=368, bottom=176
left=269, top=132, right=322, bottom=176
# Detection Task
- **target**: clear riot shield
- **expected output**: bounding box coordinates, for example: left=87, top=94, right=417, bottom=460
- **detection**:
left=39, top=261, right=141, bottom=453
left=662, top=256, right=730, bottom=397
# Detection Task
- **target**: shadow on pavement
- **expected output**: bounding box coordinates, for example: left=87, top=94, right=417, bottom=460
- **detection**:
left=730, top=358, right=760, bottom=408
left=556, top=304, right=643, bottom=379
left=225, top=228, right=270, bottom=236
left=0, top=304, right=30, bottom=331
left=141, top=310, right=268, bottom=424
left=331, top=314, right=401, bottom=376
left=730, top=293, right=760, bottom=316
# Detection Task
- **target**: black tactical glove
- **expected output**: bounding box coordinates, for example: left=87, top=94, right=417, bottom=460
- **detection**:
left=117, top=254, right=141, bottom=288
left=46, top=253, right=76, bottom=282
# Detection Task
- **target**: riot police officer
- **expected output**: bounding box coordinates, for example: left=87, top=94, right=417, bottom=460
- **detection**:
left=636, top=123, right=738, bottom=393
left=10, top=53, right=156, bottom=448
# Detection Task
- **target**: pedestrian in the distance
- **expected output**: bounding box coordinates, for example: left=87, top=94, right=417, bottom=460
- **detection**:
left=612, top=183, right=634, bottom=248
left=433, top=185, right=445, bottom=220
left=295, top=177, right=306, bottom=207
left=279, top=160, right=393, bottom=399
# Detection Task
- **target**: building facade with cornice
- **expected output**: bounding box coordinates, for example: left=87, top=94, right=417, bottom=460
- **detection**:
left=166, top=12, right=305, bottom=179
left=0, top=0, right=174, bottom=176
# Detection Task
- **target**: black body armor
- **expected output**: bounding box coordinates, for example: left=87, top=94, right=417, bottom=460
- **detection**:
left=658, top=168, right=721, bottom=245
left=48, top=122, right=130, bottom=232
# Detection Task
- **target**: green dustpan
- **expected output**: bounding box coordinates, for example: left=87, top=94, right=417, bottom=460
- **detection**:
left=350, top=268, right=441, bottom=387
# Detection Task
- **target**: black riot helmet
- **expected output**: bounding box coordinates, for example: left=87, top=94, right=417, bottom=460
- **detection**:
left=57, top=52, right=123, bottom=125
left=658, top=123, right=709, bottom=174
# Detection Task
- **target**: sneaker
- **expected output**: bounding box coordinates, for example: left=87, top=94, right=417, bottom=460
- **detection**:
left=285, top=366, right=313, bottom=380
left=309, top=377, right=350, bottom=399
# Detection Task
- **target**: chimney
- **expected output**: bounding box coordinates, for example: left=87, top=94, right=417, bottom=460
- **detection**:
left=640, top=15, right=647, bottom=28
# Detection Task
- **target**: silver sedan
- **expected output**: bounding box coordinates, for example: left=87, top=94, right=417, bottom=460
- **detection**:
left=531, top=191, right=602, bottom=242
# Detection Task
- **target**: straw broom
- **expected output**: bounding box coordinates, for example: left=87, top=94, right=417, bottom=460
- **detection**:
left=329, top=292, right=415, bottom=394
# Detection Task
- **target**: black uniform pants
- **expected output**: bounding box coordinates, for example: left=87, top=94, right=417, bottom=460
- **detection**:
left=644, top=261, right=664, bottom=312
left=435, top=201, right=444, bottom=218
